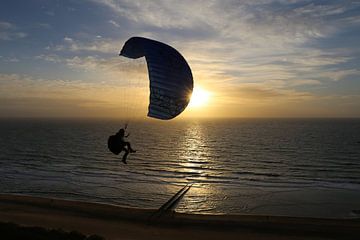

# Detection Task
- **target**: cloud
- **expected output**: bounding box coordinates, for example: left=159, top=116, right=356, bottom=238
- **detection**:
left=217, top=82, right=314, bottom=105
left=108, top=20, right=120, bottom=27
left=35, top=54, right=63, bottom=63
left=4, top=0, right=357, bottom=118
left=35, top=54, right=148, bottom=81
left=48, top=1, right=358, bottom=89
left=91, top=0, right=200, bottom=29
left=319, top=69, right=360, bottom=82
left=0, top=21, right=12, bottom=29
left=0, top=73, right=148, bottom=118
left=341, top=15, right=360, bottom=25
left=0, top=97, right=108, bottom=118
left=0, top=21, right=27, bottom=41
left=7, top=57, right=20, bottom=62
left=206, top=82, right=360, bottom=118
left=89, top=0, right=355, bottom=43
left=53, top=37, right=123, bottom=53
left=64, top=55, right=143, bottom=71
left=290, top=79, right=322, bottom=86
left=85, top=0, right=360, bottom=63
left=36, top=23, right=52, bottom=29
left=64, top=36, right=73, bottom=42
left=0, top=73, right=86, bottom=98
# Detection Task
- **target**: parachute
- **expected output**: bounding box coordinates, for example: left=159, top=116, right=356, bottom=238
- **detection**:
left=119, top=37, right=193, bottom=120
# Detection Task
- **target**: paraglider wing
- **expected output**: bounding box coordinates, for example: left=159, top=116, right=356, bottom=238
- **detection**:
left=120, top=37, right=193, bottom=120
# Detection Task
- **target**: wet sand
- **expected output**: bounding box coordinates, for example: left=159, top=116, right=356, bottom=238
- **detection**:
left=0, top=194, right=359, bottom=240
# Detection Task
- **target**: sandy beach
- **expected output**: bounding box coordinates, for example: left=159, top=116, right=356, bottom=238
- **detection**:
left=0, top=194, right=359, bottom=240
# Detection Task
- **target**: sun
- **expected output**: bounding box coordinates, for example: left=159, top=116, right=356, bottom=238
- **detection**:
left=189, top=86, right=211, bottom=108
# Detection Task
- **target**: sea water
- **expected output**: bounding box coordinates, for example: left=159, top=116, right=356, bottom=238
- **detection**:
left=0, top=118, right=359, bottom=218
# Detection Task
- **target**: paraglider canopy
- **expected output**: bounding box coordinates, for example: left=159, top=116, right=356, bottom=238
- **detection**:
left=120, top=37, right=193, bottom=120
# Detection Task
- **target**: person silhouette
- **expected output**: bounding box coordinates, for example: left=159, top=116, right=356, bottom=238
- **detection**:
left=108, top=125, right=136, bottom=164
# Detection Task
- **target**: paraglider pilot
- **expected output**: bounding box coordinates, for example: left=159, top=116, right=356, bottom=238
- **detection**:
left=108, top=124, right=136, bottom=164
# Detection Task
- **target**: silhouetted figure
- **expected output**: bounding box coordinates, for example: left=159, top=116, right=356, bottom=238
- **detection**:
left=108, top=125, right=136, bottom=164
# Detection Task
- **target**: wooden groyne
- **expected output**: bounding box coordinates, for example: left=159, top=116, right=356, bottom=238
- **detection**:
left=150, top=184, right=192, bottom=220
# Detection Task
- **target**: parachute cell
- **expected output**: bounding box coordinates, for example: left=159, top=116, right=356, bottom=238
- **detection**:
left=120, top=37, right=193, bottom=120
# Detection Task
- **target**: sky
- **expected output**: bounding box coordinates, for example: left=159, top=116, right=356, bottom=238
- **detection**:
left=0, top=0, right=359, bottom=119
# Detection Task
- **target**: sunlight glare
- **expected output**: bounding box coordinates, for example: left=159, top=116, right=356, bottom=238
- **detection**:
left=189, top=86, right=211, bottom=108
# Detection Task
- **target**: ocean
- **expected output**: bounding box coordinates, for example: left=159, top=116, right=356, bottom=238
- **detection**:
left=1, top=118, right=359, bottom=218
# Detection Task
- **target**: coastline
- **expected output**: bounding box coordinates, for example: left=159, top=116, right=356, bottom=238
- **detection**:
left=0, top=194, right=359, bottom=240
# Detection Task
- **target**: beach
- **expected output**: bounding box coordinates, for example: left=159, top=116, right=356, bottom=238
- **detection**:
left=1, top=194, right=359, bottom=240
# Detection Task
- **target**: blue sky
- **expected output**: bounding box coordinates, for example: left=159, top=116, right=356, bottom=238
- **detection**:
left=0, top=0, right=359, bottom=118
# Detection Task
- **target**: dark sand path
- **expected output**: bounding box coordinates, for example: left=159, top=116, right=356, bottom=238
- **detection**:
left=0, top=194, right=359, bottom=240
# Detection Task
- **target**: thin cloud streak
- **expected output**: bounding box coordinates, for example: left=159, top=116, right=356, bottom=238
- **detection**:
left=0, top=21, right=27, bottom=41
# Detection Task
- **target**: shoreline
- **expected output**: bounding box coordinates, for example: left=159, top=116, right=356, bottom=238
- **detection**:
left=1, top=194, right=359, bottom=240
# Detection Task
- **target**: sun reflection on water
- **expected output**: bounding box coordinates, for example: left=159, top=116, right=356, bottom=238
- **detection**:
left=179, top=122, right=208, bottom=172
left=175, top=122, right=223, bottom=213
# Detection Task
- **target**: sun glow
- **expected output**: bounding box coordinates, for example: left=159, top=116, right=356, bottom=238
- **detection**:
left=189, top=86, right=211, bottom=108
